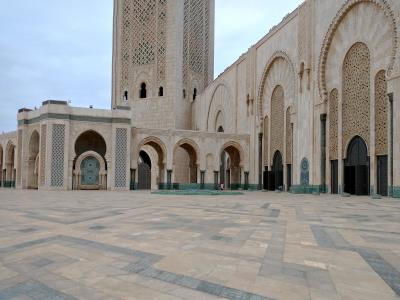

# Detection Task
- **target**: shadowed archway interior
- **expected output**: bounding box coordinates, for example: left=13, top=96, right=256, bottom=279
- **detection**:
left=344, top=136, right=369, bottom=196
left=138, top=150, right=152, bottom=190
left=73, top=131, right=107, bottom=190
left=28, top=131, right=40, bottom=189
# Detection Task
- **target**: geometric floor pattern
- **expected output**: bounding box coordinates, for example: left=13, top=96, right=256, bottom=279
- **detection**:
left=0, top=190, right=399, bottom=300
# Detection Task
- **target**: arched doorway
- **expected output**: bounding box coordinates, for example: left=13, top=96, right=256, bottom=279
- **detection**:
left=173, top=141, right=198, bottom=188
left=136, top=138, right=166, bottom=190
left=220, top=145, right=241, bottom=190
left=344, top=136, right=369, bottom=195
left=272, top=151, right=283, bottom=191
left=75, top=151, right=107, bottom=190
left=28, top=131, right=40, bottom=189
left=5, top=142, right=15, bottom=188
left=138, top=151, right=151, bottom=190
left=73, top=131, right=107, bottom=190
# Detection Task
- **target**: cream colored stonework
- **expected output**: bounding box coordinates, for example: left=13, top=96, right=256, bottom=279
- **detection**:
left=0, top=0, right=399, bottom=194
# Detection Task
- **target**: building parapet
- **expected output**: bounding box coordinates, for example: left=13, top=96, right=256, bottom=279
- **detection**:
left=17, top=101, right=131, bottom=126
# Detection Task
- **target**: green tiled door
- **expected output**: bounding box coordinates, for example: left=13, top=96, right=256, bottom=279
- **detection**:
left=81, top=157, right=100, bottom=186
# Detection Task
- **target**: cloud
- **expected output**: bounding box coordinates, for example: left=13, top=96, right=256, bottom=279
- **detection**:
left=0, top=0, right=303, bottom=132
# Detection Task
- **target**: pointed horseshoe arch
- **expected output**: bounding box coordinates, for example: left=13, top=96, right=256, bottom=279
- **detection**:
left=318, top=0, right=397, bottom=100
left=257, top=51, right=296, bottom=121
left=136, top=136, right=167, bottom=166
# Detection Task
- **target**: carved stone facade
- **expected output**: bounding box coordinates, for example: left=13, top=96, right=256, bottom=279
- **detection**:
left=1, top=0, right=400, bottom=196
left=342, top=42, right=371, bottom=155
left=270, top=85, right=285, bottom=162
left=329, top=89, right=338, bottom=160
left=375, top=70, right=388, bottom=156
left=118, top=0, right=166, bottom=100
left=286, top=107, right=293, bottom=164
left=183, top=0, right=212, bottom=94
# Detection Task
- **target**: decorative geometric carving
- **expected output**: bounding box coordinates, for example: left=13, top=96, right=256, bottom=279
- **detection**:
left=375, top=70, right=388, bottom=156
left=270, top=86, right=284, bottom=162
left=119, top=0, right=166, bottom=97
left=342, top=43, right=370, bottom=155
left=115, top=128, right=128, bottom=188
left=329, top=89, right=339, bottom=160
left=40, top=125, right=47, bottom=186
left=300, top=158, right=309, bottom=186
left=297, top=1, right=311, bottom=68
left=183, top=0, right=211, bottom=91
left=318, top=0, right=397, bottom=100
left=51, top=124, right=65, bottom=187
left=286, top=107, right=293, bottom=164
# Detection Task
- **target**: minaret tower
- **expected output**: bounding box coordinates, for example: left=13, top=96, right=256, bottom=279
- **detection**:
left=112, top=0, right=214, bottom=130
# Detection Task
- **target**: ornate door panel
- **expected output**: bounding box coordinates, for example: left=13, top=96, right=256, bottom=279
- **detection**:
left=81, top=157, right=100, bottom=186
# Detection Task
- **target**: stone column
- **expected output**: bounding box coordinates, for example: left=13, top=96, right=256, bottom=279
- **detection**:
left=320, top=114, right=327, bottom=193
left=167, top=169, right=172, bottom=190
left=200, top=170, right=205, bottom=189
left=389, top=93, right=395, bottom=196
left=214, top=171, right=219, bottom=190
left=244, top=172, right=249, bottom=190
left=258, top=133, right=263, bottom=190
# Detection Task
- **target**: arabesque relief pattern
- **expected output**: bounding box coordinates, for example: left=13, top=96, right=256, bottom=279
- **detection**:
left=270, top=86, right=284, bottom=162
left=120, top=0, right=166, bottom=91
left=329, top=89, right=339, bottom=160
left=375, top=70, right=388, bottom=156
left=342, top=43, right=370, bottom=154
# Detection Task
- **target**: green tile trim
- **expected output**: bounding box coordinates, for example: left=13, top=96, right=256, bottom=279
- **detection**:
left=2, top=181, right=15, bottom=188
left=246, top=184, right=260, bottom=191
left=392, top=186, right=400, bottom=198
left=18, top=113, right=131, bottom=126
left=290, top=185, right=324, bottom=194
left=152, top=190, right=244, bottom=196
left=157, top=182, right=261, bottom=191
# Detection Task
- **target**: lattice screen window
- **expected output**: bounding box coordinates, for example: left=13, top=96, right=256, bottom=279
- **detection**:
left=183, top=0, right=210, bottom=89
left=51, top=124, right=65, bottom=187
left=40, top=125, right=47, bottom=186
left=270, top=86, right=285, bottom=161
left=115, top=128, right=128, bottom=188
left=329, top=89, right=339, bottom=160
left=375, top=70, right=388, bottom=156
left=342, top=42, right=370, bottom=153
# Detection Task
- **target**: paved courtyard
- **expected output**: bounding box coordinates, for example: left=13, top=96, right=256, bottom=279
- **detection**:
left=0, top=190, right=399, bottom=300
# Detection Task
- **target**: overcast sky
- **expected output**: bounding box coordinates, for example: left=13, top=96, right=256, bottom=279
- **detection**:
left=0, top=0, right=303, bottom=132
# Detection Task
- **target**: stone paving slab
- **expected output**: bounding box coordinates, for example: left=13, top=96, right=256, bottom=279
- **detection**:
left=0, top=189, right=399, bottom=299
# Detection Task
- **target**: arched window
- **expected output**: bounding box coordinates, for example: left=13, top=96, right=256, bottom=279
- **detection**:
left=140, top=83, right=147, bottom=99
left=123, top=91, right=128, bottom=101
left=193, top=88, right=197, bottom=101
left=158, top=86, right=164, bottom=97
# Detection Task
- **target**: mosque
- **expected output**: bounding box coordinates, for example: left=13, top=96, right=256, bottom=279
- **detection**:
left=1, top=0, right=400, bottom=198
